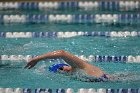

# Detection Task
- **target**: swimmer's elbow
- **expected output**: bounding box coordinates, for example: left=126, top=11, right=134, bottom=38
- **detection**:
left=56, top=50, right=67, bottom=57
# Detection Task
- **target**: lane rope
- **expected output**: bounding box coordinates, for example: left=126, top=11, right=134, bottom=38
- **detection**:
left=0, top=88, right=139, bottom=93
left=0, top=55, right=140, bottom=63
left=0, top=1, right=139, bottom=11
left=0, top=14, right=140, bottom=24
left=0, top=31, right=140, bottom=38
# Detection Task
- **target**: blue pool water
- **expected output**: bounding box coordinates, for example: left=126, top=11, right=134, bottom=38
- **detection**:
left=0, top=37, right=140, bottom=90
left=0, top=1, right=140, bottom=91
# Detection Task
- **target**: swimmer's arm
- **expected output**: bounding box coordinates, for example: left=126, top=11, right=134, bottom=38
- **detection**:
left=25, top=50, right=65, bottom=69
left=31, top=50, right=64, bottom=61
left=25, top=50, right=87, bottom=69
left=61, top=51, right=88, bottom=69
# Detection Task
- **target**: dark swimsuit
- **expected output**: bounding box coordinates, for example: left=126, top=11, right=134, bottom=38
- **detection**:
left=81, top=74, right=109, bottom=82
left=97, top=74, right=109, bottom=82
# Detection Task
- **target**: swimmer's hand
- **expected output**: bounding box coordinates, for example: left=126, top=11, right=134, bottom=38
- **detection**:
left=24, top=59, right=38, bottom=69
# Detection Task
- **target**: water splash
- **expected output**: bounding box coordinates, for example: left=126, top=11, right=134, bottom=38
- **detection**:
left=112, top=71, right=140, bottom=82
left=23, top=41, right=48, bottom=48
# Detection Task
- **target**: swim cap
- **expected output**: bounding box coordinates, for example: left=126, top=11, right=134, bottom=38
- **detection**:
left=49, top=63, right=69, bottom=73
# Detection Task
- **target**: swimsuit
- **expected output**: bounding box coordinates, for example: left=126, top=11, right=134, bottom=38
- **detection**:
left=81, top=74, right=109, bottom=82
left=97, top=74, right=109, bottom=82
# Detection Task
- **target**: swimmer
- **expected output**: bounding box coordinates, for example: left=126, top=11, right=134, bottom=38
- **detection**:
left=25, top=50, right=112, bottom=82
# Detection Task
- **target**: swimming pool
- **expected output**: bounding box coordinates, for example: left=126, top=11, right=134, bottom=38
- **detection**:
left=0, top=1, right=140, bottom=93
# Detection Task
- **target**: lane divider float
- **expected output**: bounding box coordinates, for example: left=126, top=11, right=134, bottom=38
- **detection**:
left=0, top=88, right=139, bottom=93
left=0, top=31, right=140, bottom=38
left=0, top=1, right=139, bottom=11
left=0, top=14, right=140, bottom=24
left=0, top=55, right=140, bottom=63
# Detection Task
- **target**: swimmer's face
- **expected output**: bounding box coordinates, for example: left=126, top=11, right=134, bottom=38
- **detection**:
left=58, top=66, right=72, bottom=72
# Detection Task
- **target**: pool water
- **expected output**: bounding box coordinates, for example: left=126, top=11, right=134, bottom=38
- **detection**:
left=0, top=1, right=140, bottom=91
left=0, top=37, right=140, bottom=90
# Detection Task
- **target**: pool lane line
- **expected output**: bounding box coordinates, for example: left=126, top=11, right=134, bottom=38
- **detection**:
left=0, top=31, right=140, bottom=38
left=0, top=88, right=139, bottom=93
left=0, top=55, right=140, bottom=63
left=0, top=1, right=139, bottom=11
left=0, top=14, right=140, bottom=24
